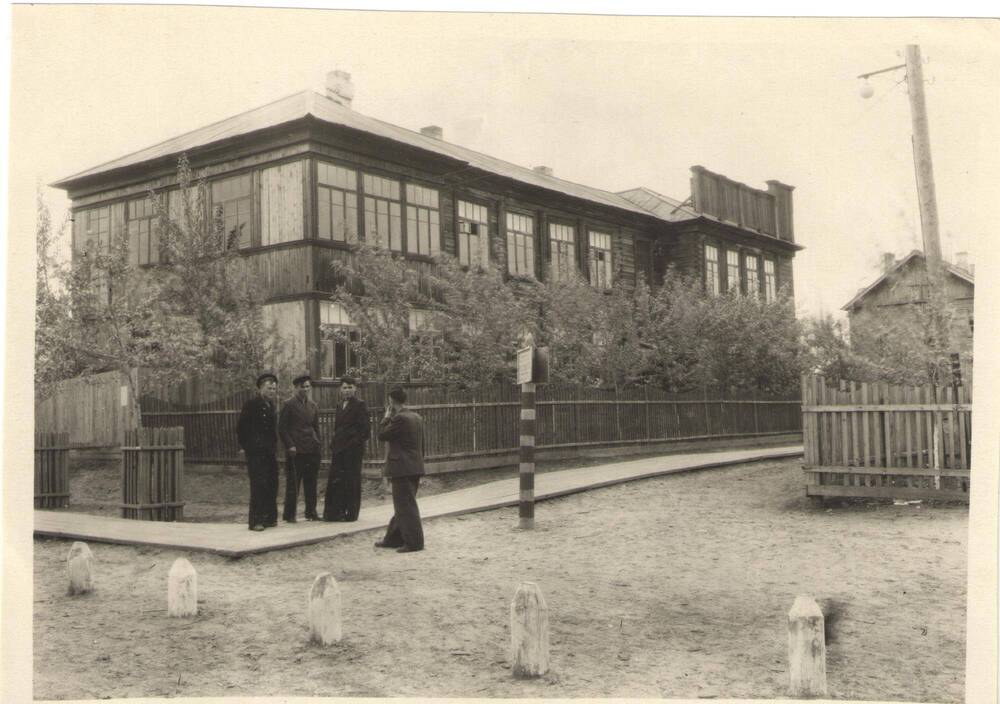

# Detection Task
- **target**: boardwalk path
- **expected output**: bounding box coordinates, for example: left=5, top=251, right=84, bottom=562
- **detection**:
left=35, top=445, right=802, bottom=557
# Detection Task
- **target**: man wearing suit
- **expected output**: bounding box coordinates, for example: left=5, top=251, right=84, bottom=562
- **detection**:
left=323, top=376, right=371, bottom=522
left=279, top=374, right=321, bottom=522
left=374, top=386, right=425, bottom=553
left=236, top=371, right=280, bottom=531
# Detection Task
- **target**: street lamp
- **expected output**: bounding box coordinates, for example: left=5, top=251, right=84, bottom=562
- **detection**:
left=857, top=45, right=942, bottom=275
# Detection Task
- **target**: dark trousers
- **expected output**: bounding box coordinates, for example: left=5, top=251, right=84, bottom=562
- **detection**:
left=246, top=451, right=279, bottom=529
left=381, top=475, right=423, bottom=549
left=323, top=446, right=364, bottom=522
left=283, top=453, right=319, bottom=520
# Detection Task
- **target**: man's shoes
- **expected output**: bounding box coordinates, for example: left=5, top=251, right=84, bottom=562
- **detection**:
left=396, top=545, right=423, bottom=553
left=250, top=524, right=265, bottom=532
left=374, top=540, right=400, bottom=549
left=305, top=515, right=319, bottom=521
left=284, top=517, right=298, bottom=523
left=264, top=521, right=277, bottom=528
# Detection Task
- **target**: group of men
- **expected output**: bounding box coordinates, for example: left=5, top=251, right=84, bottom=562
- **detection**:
left=235, top=372, right=425, bottom=553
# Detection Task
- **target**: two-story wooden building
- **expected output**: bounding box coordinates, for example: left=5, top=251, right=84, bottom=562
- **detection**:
left=53, top=70, right=802, bottom=383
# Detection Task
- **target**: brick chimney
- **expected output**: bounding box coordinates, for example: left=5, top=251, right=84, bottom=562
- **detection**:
left=420, top=125, right=443, bottom=140
left=766, top=180, right=795, bottom=243
left=954, top=251, right=970, bottom=272
left=533, top=165, right=554, bottom=177
left=882, top=252, right=896, bottom=273
left=326, top=70, right=354, bottom=108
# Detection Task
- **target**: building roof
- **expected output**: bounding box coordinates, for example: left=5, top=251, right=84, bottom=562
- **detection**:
left=841, top=249, right=975, bottom=311
left=52, top=90, right=663, bottom=220
left=616, top=186, right=699, bottom=223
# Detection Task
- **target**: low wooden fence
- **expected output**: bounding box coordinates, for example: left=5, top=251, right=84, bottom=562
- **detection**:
left=801, top=375, right=972, bottom=503
left=141, top=384, right=801, bottom=467
left=35, top=432, right=70, bottom=509
left=121, top=427, right=185, bottom=520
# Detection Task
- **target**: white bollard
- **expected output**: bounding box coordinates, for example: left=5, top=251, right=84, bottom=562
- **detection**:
left=308, top=573, right=342, bottom=645
left=510, top=581, right=549, bottom=677
left=788, top=595, right=828, bottom=697
left=167, top=558, right=198, bottom=617
left=66, top=541, right=94, bottom=595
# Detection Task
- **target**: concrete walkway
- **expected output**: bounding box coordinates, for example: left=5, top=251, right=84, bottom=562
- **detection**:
left=34, top=445, right=802, bottom=557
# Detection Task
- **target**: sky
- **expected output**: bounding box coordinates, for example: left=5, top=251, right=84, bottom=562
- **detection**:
left=8, top=9, right=1000, bottom=322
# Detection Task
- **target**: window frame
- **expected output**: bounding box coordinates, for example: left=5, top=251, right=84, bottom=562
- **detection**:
left=316, top=161, right=360, bottom=245
left=704, top=243, right=721, bottom=296
left=404, top=183, right=441, bottom=257
left=210, top=172, right=254, bottom=250
left=726, top=249, right=741, bottom=294
left=548, top=220, right=577, bottom=282
left=319, top=301, right=361, bottom=380
left=505, top=210, right=536, bottom=279
left=457, top=199, right=491, bottom=269
left=763, top=258, right=777, bottom=302
left=745, top=253, right=760, bottom=299
left=588, top=229, right=614, bottom=290
left=362, top=172, right=403, bottom=252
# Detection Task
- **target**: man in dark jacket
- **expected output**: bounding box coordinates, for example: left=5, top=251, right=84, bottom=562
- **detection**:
left=236, top=371, right=280, bottom=531
left=374, top=386, right=425, bottom=553
left=279, top=374, right=321, bottom=522
left=323, top=376, right=371, bottom=522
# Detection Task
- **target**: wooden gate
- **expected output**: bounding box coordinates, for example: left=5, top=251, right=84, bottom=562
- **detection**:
left=801, top=375, right=971, bottom=502
left=121, top=427, right=185, bottom=520
left=35, top=432, right=70, bottom=509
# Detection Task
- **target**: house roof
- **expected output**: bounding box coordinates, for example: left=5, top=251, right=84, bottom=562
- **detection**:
left=616, top=186, right=699, bottom=223
left=841, top=249, right=975, bottom=311
left=52, top=90, right=661, bottom=220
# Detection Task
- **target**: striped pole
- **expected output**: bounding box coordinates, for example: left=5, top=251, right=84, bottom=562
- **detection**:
left=519, top=382, right=535, bottom=529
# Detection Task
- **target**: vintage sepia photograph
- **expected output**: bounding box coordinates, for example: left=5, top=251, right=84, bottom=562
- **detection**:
left=4, top=5, right=998, bottom=703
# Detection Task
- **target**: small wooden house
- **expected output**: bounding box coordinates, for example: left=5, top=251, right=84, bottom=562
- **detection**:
left=842, top=250, right=975, bottom=353
left=53, top=70, right=802, bottom=382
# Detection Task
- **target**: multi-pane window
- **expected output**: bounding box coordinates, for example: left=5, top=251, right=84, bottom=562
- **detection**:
left=317, top=163, right=359, bottom=243
left=745, top=255, right=760, bottom=298
left=409, top=308, right=444, bottom=369
left=405, top=184, right=440, bottom=257
left=588, top=230, right=613, bottom=290
left=128, top=197, right=160, bottom=266
left=457, top=200, right=490, bottom=268
left=211, top=173, right=252, bottom=249
left=705, top=244, right=721, bottom=295
left=506, top=212, right=535, bottom=278
left=320, top=302, right=360, bottom=380
left=764, top=259, right=776, bottom=302
left=76, top=206, right=111, bottom=254
left=549, top=222, right=576, bottom=282
left=363, top=173, right=402, bottom=251
left=726, top=250, right=741, bottom=293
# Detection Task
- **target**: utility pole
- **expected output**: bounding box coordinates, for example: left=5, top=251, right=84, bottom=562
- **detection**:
left=904, top=44, right=943, bottom=276
left=858, top=44, right=943, bottom=276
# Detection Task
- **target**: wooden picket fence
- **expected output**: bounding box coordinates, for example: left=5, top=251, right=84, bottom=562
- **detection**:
left=801, top=375, right=972, bottom=502
left=121, top=427, right=185, bottom=520
left=35, top=432, right=70, bottom=509
left=141, top=383, right=802, bottom=468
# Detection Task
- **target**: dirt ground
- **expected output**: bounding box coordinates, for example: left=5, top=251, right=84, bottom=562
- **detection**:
left=33, top=457, right=967, bottom=701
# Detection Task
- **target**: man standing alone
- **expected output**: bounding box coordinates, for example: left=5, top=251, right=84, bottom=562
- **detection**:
left=374, top=386, right=425, bottom=553
left=323, top=376, right=370, bottom=522
left=279, top=374, right=321, bottom=522
left=236, top=371, right=280, bottom=531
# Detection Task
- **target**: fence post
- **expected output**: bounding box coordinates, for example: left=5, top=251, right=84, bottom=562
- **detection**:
left=167, top=558, right=198, bottom=617
left=703, top=387, right=711, bottom=436
left=788, top=596, right=827, bottom=697
left=519, top=383, right=536, bottom=530
left=644, top=386, right=651, bottom=441
left=308, top=573, right=343, bottom=645
left=67, top=541, right=95, bottom=596
left=510, top=582, right=549, bottom=678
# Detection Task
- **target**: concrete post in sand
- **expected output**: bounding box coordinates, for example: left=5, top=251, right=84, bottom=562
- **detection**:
left=167, top=558, right=198, bottom=617
left=788, top=595, right=827, bottom=697
left=308, top=573, right=342, bottom=645
left=510, top=581, right=549, bottom=677
left=66, top=541, right=94, bottom=595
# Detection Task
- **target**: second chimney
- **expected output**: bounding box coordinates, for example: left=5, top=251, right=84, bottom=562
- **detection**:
left=882, top=252, right=896, bottom=273
left=420, top=125, right=443, bottom=140
left=326, top=70, right=354, bottom=108
left=533, top=165, right=554, bottom=177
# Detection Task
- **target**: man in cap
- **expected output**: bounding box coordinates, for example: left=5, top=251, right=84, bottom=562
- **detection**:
left=374, top=386, right=425, bottom=552
left=236, top=371, right=280, bottom=531
left=323, top=376, right=370, bottom=522
left=278, top=374, right=322, bottom=522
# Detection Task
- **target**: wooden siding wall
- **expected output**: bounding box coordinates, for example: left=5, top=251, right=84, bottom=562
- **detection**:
left=259, top=161, right=305, bottom=245
left=262, top=300, right=309, bottom=369
left=691, top=166, right=778, bottom=236
left=35, top=370, right=139, bottom=447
